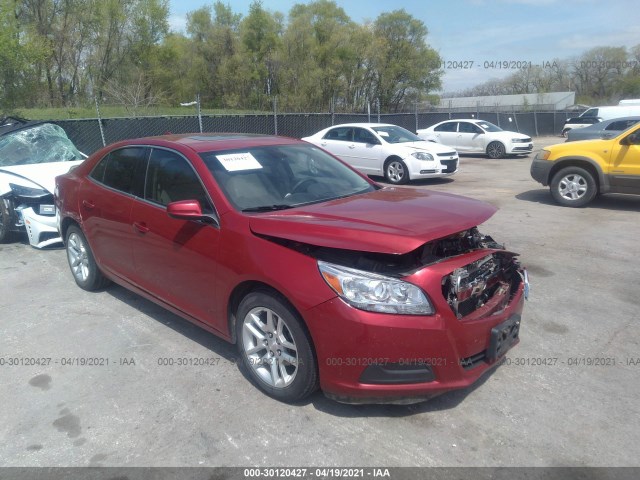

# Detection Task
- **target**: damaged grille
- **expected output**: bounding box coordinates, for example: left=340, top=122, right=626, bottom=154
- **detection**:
left=443, top=252, right=522, bottom=319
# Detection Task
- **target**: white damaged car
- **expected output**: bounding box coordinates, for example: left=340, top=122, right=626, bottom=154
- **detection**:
left=0, top=121, right=85, bottom=248
left=302, top=123, right=458, bottom=185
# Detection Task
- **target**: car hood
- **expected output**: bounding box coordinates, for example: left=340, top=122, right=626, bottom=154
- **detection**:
left=249, top=188, right=497, bottom=254
left=0, top=160, right=83, bottom=193
left=395, top=141, right=457, bottom=154
left=491, top=131, right=530, bottom=141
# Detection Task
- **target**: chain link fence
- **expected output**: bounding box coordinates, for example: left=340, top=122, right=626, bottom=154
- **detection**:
left=53, top=110, right=578, bottom=156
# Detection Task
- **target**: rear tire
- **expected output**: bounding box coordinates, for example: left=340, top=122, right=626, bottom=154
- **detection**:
left=550, top=166, right=597, bottom=207
left=65, top=225, right=110, bottom=290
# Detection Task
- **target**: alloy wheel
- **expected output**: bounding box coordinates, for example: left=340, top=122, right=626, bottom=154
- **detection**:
left=558, top=173, right=587, bottom=201
left=67, top=232, right=90, bottom=282
left=241, top=306, right=299, bottom=388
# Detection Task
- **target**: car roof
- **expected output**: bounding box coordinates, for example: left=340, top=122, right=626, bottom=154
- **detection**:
left=327, top=123, right=400, bottom=128
left=110, top=133, right=304, bottom=153
left=440, top=119, right=478, bottom=122
left=575, top=116, right=640, bottom=131
left=600, top=115, right=640, bottom=124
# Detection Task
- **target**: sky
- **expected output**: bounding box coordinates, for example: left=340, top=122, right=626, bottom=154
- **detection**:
left=167, top=0, right=639, bottom=93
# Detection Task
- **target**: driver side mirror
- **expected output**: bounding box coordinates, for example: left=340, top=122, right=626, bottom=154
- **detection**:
left=167, top=200, right=216, bottom=224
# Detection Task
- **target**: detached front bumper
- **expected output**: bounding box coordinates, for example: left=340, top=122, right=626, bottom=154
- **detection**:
left=305, top=252, right=527, bottom=404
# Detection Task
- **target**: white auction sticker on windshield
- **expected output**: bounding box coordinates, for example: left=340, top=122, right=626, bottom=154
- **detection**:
left=216, top=152, right=262, bottom=172
left=378, top=131, right=390, bottom=137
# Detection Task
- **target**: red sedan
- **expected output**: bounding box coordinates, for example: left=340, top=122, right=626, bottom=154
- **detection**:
left=55, top=134, right=527, bottom=404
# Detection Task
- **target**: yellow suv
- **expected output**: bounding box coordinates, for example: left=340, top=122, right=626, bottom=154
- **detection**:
left=531, top=123, right=640, bottom=207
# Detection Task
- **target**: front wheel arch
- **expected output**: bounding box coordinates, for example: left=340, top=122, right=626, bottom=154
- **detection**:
left=486, top=141, right=506, bottom=159
left=234, top=287, right=319, bottom=402
left=227, top=282, right=314, bottom=348
left=549, top=166, right=598, bottom=207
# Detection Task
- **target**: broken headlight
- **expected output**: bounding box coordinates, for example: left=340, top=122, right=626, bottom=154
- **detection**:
left=9, top=183, right=49, bottom=199
left=318, top=260, right=434, bottom=315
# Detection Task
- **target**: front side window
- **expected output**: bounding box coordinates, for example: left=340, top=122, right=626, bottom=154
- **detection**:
left=459, top=122, right=482, bottom=134
left=90, top=147, right=147, bottom=195
left=353, top=128, right=378, bottom=144
left=200, top=144, right=375, bottom=211
left=145, top=149, right=213, bottom=214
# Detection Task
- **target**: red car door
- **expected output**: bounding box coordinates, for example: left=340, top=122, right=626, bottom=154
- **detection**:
left=79, top=147, right=147, bottom=279
left=129, top=148, right=223, bottom=331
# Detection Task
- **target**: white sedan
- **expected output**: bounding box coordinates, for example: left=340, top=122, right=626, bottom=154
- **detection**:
left=417, top=119, right=533, bottom=159
left=302, top=123, right=458, bottom=185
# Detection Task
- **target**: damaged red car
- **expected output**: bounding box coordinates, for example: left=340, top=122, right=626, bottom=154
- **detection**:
left=55, top=134, right=528, bottom=404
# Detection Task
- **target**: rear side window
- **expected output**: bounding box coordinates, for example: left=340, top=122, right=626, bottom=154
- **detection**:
left=434, top=122, right=457, bottom=132
left=323, top=127, right=353, bottom=141
left=145, top=148, right=213, bottom=214
left=90, top=147, right=147, bottom=195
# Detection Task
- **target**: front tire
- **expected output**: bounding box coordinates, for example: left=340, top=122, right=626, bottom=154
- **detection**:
left=236, top=290, right=318, bottom=402
left=65, top=225, right=110, bottom=291
left=486, top=141, right=506, bottom=159
left=0, top=198, right=17, bottom=243
left=384, top=158, right=409, bottom=185
left=550, top=166, right=597, bottom=207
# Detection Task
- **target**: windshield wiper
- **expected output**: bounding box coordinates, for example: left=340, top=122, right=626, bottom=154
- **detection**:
left=242, top=204, right=294, bottom=212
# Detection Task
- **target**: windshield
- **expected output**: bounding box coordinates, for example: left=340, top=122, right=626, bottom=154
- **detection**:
left=475, top=121, right=503, bottom=132
left=371, top=125, right=423, bottom=144
left=200, top=144, right=376, bottom=211
left=0, top=123, right=83, bottom=167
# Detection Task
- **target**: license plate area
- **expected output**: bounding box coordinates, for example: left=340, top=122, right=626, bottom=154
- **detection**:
left=487, top=314, right=521, bottom=362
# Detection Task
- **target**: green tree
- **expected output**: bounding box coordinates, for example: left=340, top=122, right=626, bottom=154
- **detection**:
left=369, top=10, right=442, bottom=112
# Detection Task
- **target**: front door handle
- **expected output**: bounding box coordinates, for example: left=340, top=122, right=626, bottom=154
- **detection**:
left=82, top=200, right=95, bottom=209
left=133, top=221, right=149, bottom=234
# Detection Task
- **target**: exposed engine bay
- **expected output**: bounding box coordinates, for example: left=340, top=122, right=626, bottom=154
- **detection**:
left=263, top=227, right=505, bottom=275
left=442, top=252, right=523, bottom=319
left=261, top=226, right=524, bottom=319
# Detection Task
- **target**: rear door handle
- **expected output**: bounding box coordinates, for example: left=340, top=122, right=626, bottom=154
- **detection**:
left=82, top=200, right=95, bottom=209
left=348, top=144, right=356, bottom=149
left=133, top=221, right=149, bottom=234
